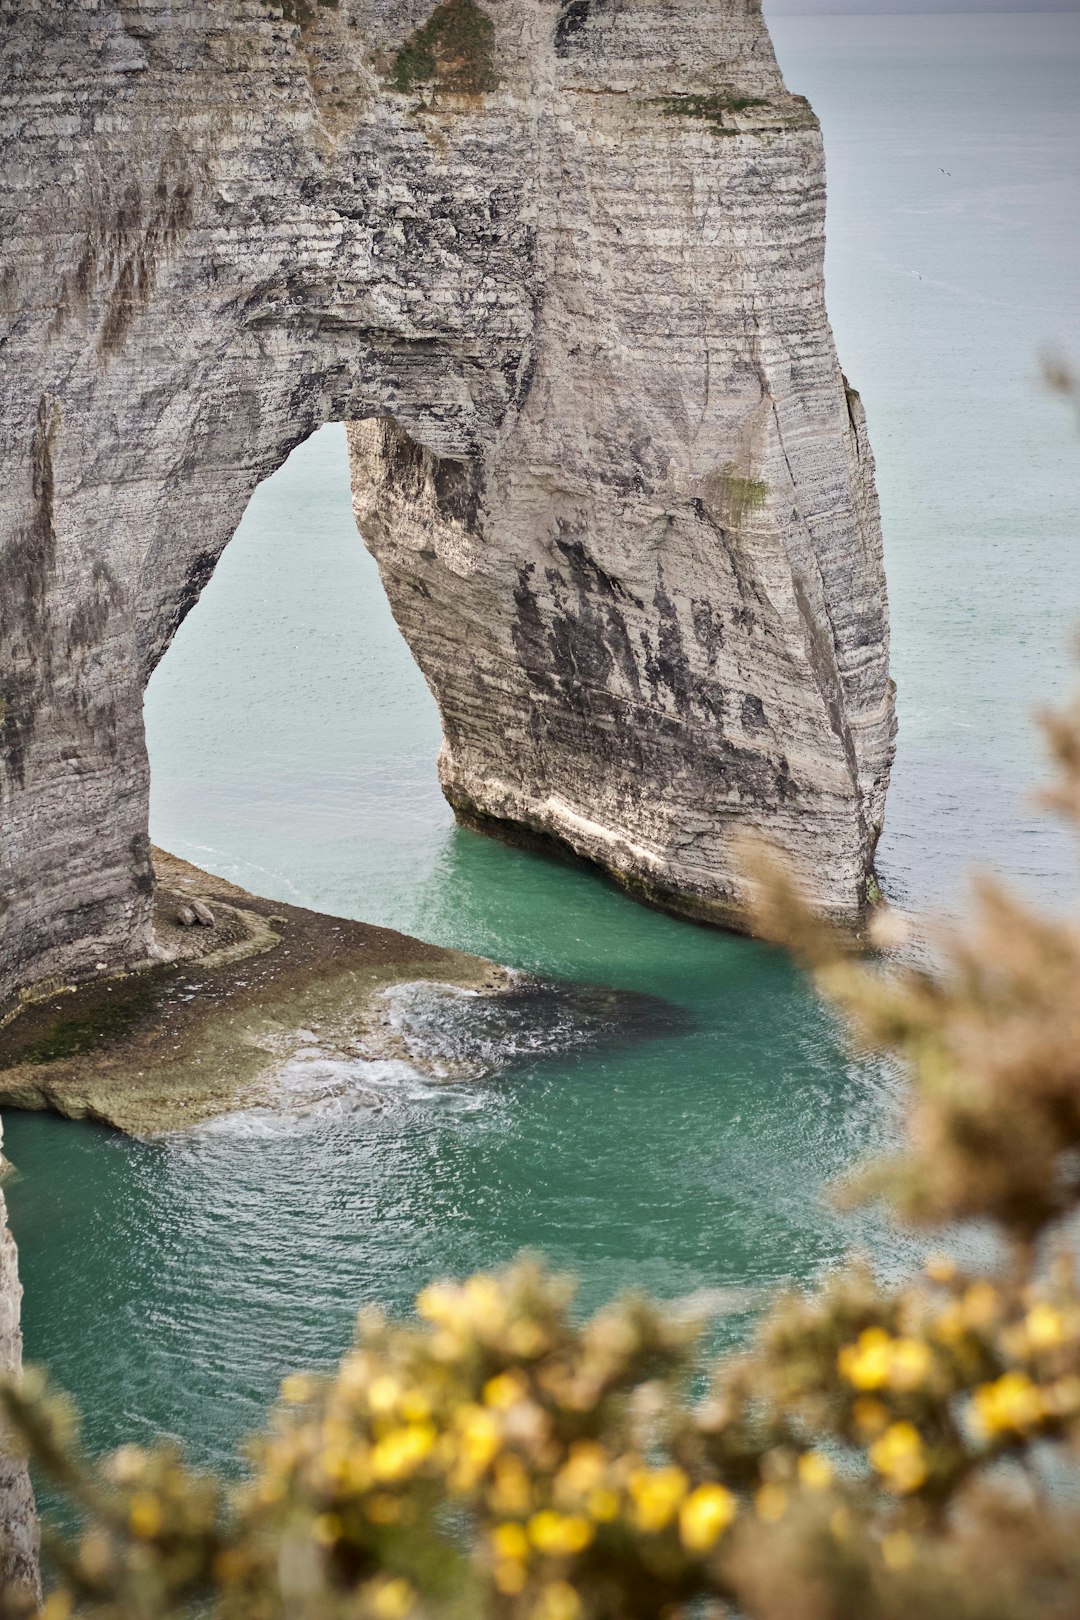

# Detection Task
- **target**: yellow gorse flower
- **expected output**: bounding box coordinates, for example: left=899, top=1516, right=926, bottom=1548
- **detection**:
left=678, top=1484, right=737, bottom=1551
left=797, top=1450, right=833, bottom=1490
left=399, top=1389, right=431, bottom=1424
left=484, top=1371, right=528, bottom=1409
left=508, top=1319, right=549, bottom=1358
left=493, top=1522, right=530, bottom=1562
left=448, top=1406, right=502, bottom=1489
left=868, top=1422, right=927, bottom=1493
left=371, top=1578, right=414, bottom=1620
left=838, top=1327, right=892, bottom=1390
left=1025, top=1303, right=1069, bottom=1352
left=838, top=1328, right=932, bottom=1393
left=456, top=1405, right=500, bottom=1458
left=108, top=1444, right=147, bottom=1485
left=370, top=1422, right=437, bottom=1482
left=416, top=1283, right=456, bottom=1325
left=527, top=1510, right=594, bottom=1556
left=531, top=1581, right=582, bottom=1620
left=554, top=1441, right=607, bottom=1503
left=627, top=1465, right=687, bottom=1532
left=972, top=1370, right=1044, bottom=1437
left=128, top=1493, right=163, bottom=1539
left=464, top=1275, right=508, bottom=1334
left=888, top=1337, right=932, bottom=1390
left=368, top=1376, right=402, bottom=1415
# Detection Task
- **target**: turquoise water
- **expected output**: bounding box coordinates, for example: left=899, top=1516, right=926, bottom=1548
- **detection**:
left=6, top=14, right=1079, bottom=1482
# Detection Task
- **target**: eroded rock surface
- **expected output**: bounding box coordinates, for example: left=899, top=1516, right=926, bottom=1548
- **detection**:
left=0, top=848, right=514, bottom=1135
left=0, top=0, right=894, bottom=1013
left=0, top=1125, right=39, bottom=1602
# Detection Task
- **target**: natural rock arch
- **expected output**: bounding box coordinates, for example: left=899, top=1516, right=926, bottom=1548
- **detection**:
left=0, top=0, right=895, bottom=1014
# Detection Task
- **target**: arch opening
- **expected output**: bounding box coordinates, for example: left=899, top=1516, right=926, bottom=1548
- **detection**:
left=144, top=423, right=451, bottom=932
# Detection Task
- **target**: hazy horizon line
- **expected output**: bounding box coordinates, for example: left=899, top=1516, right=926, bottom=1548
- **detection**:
left=764, top=2, right=1078, bottom=14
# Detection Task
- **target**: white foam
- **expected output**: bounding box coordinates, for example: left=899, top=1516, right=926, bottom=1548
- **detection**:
left=185, top=1054, right=431, bottom=1139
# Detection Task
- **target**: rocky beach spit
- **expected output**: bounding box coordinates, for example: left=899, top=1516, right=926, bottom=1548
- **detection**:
left=0, top=850, right=513, bottom=1136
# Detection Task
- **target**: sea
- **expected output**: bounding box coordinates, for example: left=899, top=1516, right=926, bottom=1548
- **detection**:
left=6, top=12, right=1079, bottom=1483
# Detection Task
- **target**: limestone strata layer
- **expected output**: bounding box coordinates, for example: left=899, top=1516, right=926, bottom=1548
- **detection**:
left=0, top=1123, right=39, bottom=1601
left=0, top=0, right=894, bottom=1017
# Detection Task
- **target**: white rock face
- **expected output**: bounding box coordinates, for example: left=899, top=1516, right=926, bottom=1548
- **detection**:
left=349, top=6, right=895, bottom=926
left=0, top=0, right=894, bottom=1013
left=0, top=1124, right=38, bottom=1600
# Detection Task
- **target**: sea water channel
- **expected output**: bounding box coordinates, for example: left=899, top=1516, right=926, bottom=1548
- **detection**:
left=6, top=13, right=1080, bottom=1487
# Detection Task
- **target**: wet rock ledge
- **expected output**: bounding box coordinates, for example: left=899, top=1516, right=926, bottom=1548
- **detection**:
left=0, top=850, right=510, bottom=1136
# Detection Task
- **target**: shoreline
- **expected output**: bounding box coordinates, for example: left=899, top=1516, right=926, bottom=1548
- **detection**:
left=0, top=850, right=510, bottom=1136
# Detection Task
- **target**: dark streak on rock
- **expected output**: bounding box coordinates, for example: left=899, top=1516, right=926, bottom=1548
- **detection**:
left=690, top=596, right=724, bottom=672
left=1, top=398, right=59, bottom=788
left=432, top=455, right=483, bottom=529
left=741, top=692, right=768, bottom=733
left=130, top=831, right=154, bottom=897
left=554, top=0, right=592, bottom=54
left=151, top=547, right=219, bottom=673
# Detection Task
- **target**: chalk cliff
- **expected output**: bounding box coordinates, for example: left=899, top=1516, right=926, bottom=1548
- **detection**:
left=0, top=1128, right=38, bottom=1600
left=0, top=0, right=893, bottom=1563
left=349, top=3, right=895, bottom=924
left=0, top=0, right=894, bottom=1005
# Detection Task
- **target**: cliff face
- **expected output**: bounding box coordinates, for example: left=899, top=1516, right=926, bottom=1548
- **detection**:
left=0, top=0, right=895, bottom=1012
left=0, top=1128, right=39, bottom=1599
left=349, top=1, right=896, bottom=925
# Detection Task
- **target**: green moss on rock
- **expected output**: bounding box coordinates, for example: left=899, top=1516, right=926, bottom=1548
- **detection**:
left=17, top=989, right=157, bottom=1065
left=649, top=91, right=769, bottom=131
left=719, top=469, right=768, bottom=529
left=278, top=0, right=337, bottom=28
left=391, top=0, right=498, bottom=96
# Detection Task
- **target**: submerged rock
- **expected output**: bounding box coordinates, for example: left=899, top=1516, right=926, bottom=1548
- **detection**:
left=183, top=976, right=684, bottom=1141
left=383, top=977, right=685, bottom=1080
